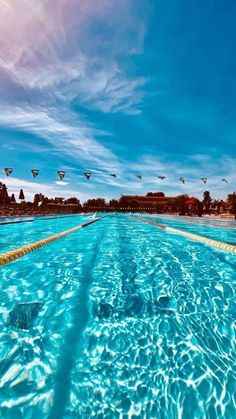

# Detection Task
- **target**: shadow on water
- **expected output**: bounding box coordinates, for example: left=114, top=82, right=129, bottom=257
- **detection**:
left=214, top=250, right=236, bottom=270
left=116, top=218, right=140, bottom=311
left=48, top=223, right=106, bottom=419
left=93, top=217, right=178, bottom=320
left=8, top=301, right=43, bottom=330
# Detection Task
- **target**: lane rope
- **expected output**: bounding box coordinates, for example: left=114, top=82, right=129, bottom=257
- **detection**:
left=0, top=219, right=34, bottom=226
left=0, top=218, right=101, bottom=267
left=156, top=216, right=236, bottom=230
left=130, top=216, right=236, bottom=254
left=0, top=214, right=84, bottom=226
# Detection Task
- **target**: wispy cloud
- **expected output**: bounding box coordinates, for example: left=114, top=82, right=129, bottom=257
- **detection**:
left=0, top=1, right=233, bottom=203
left=0, top=0, right=148, bottom=114
left=1, top=151, right=235, bottom=202
left=0, top=0, right=149, bottom=192
left=108, top=154, right=236, bottom=199
left=0, top=105, right=121, bottom=170
left=55, top=181, right=69, bottom=186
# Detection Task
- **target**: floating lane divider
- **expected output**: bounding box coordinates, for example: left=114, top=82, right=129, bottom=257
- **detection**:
left=0, top=219, right=35, bottom=226
left=0, top=218, right=101, bottom=267
left=154, top=217, right=236, bottom=230
left=130, top=216, right=236, bottom=254
left=0, top=215, right=83, bottom=226
left=37, top=215, right=81, bottom=221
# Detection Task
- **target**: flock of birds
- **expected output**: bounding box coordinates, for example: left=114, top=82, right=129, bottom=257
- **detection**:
left=3, top=168, right=228, bottom=184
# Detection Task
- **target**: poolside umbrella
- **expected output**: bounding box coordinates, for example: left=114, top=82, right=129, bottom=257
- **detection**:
left=84, top=172, right=91, bottom=180
left=57, top=170, right=65, bottom=180
left=158, top=176, right=166, bottom=180
left=4, top=168, right=13, bottom=177
left=19, top=189, right=25, bottom=201
left=179, top=177, right=185, bottom=184
left=110, top=174, right=117, bottom=178
left=136, top=175, right=142, bottom=180
left=201, top=178, right=208, bottom=184
left=222, top=178, right=228, bottom=184
left=31, top=169, right=39, bottom=178
left=10, top=193, right=16, bottom=203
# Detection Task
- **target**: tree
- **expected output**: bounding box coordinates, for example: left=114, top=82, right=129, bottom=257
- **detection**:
left=108, top=199, right=119, bottom=210
left=54, top=197, right=64, bottom=204
left=83, top=198, right=106, bottom=210
left=34, top=193, right=44, bottom=206
left=219, top=199, right=227, bottom=213
left=0, top=182, right=10, bottom=206
left=174, top=194, right=189, bottom=214
left=41, top=196, right=49, bottom=206
left=65, top=197, right=80, bottom=205
left=19, top=189, right=25, bottom=201
left=202, top=191, right=212, bottom=213
left=227, top=192, right=236, bottom=219
left=211, top=199, right=219, bottom=214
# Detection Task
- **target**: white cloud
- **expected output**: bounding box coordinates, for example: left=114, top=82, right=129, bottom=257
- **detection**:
left=0, top=0, right=150, bottom=198
left=1, top=150, right=235, bottom=203
left=0, top=0, right=148, bottom=115
left=106, top=154, right=236, bottom=199
left=0, top=105, right=121, bottom=170
left=0, top=176, right=90, bottom=203
left=55, top=181, right=69, bottom=186
left=0, top=1, right=233, bottom=203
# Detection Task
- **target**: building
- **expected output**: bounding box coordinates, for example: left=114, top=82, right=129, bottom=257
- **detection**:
left=119, top=192, right=179, bottom=211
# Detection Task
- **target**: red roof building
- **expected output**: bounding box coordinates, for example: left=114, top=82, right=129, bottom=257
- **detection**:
left=119, top=193, right=179, bottom=209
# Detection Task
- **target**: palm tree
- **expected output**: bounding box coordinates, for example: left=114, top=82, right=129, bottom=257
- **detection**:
left=227, top=192, right=236, bottom=219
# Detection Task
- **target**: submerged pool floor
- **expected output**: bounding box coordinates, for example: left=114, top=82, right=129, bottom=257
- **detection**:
left=0, top=214, right=236, bottom=418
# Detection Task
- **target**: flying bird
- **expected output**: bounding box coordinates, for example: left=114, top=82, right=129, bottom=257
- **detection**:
left=179, top=177, right=185, bottom=184
left=110, top=174, right=117, bottom=178
left=222, top=178, right=228, bottom=183
left=201, top=177, right=208, bottom=184
left=136, top=175, right=142, bottom=180
left=158, top=176, right=166, bottom=180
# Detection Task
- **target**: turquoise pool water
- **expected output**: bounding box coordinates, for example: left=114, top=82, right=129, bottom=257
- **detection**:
left=139, top=214, right=236, bottom=245
left=0, top=214, right=235, bottom=418
left=0, top=215, right=90, bottom=254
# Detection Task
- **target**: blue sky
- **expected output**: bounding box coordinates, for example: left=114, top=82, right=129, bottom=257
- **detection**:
left=0, top=0, right=235, bottom=202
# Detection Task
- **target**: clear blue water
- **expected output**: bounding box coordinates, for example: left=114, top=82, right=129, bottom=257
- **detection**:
left=161, top=215, right=236, bottom=227
left=0, top=214, right=235, bottom=418
left=0, top=215, right=90, bottom=254
left=139, top=214, right=236, bottom=245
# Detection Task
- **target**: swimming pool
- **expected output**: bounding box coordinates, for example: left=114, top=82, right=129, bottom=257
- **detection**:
left=138, top=214, right=236, bottom=245
left=0, top=214, right=90, bottom=254
left=0, top=214, right=235, bottom=418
